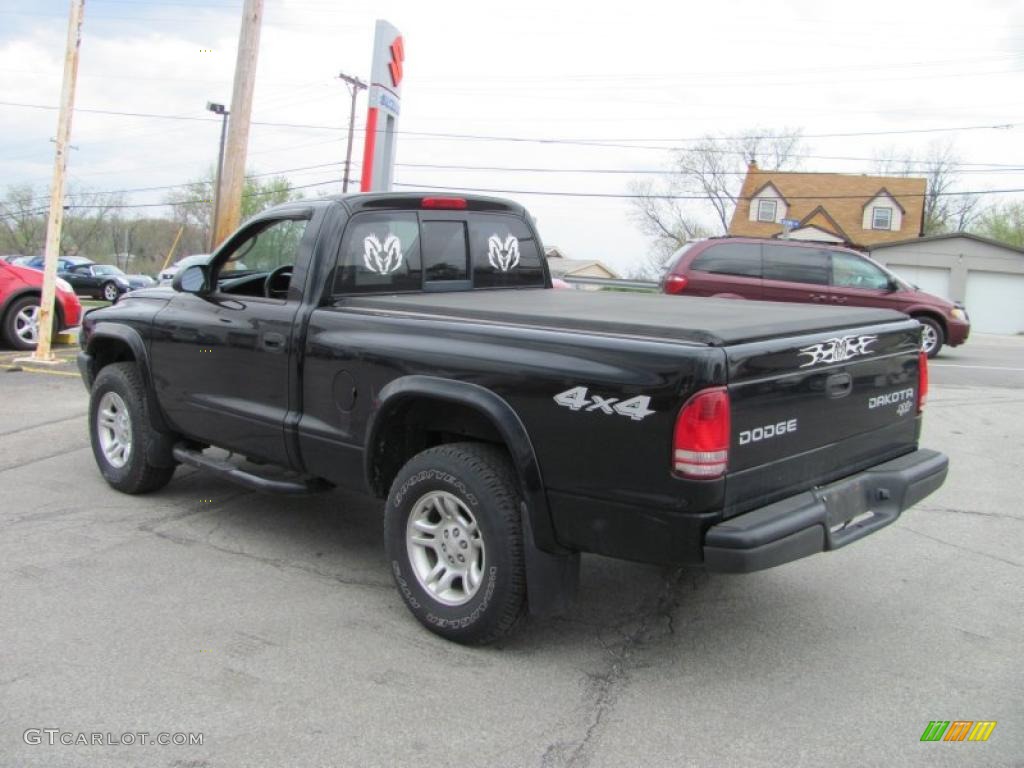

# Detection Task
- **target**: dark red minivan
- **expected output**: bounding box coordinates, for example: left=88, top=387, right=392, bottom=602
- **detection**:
left=660, top=237, right=969, bottom=357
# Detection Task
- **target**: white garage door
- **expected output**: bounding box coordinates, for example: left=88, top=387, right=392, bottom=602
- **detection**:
left=886, top=264, right=951, bottom=300
left=965, top=271, right=1024, bottom=335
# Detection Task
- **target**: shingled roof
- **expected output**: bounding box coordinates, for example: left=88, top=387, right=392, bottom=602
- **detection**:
left=728, top=164, right=927, bottom=247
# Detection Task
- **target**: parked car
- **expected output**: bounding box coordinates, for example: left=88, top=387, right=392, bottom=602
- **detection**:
left=660, top=237, right=969, bottom=357
left=0, top=259, right=82, bottom=350
left=78, top=193, right=946, bottom=644
left=59, top=262, right=155, bottom=301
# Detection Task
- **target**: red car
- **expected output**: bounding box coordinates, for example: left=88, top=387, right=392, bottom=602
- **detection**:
left=0, top=259, right=82, bottom=350
left=660, top=237, right=969, bottom=357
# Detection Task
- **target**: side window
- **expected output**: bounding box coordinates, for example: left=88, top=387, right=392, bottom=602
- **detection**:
left=763, top=245, right=830, bottom=286
left=333, top=212, right=421, bottom=294
left=421, top=220, right=469, bottom=283
left=468, top=213, right=544, bottom=289
left=222, top=218, right=309, bottom=274
left=832, top=252, right=890, bottom=290
left=689, top=243, right=762, bottom=278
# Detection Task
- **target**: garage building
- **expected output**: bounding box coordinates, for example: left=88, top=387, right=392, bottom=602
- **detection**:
left=868, top=233, right=1024, bottom=335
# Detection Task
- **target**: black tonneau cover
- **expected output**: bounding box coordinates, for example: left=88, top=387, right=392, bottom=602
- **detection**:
left=342, top=289, right=908, bottom=346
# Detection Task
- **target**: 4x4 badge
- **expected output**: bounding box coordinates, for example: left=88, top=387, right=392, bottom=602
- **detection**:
left=798, top=335, right=877, bottom=368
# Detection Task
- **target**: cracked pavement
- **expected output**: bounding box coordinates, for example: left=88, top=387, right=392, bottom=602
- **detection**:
left=1, top=336, right=1021, bottom=767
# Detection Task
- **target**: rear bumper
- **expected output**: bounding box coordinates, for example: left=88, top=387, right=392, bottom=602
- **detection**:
left=704, top=448, right=948, bottom=573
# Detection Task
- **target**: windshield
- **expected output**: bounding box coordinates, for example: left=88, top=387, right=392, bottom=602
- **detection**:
left=93, top=265, right=124, bottom=276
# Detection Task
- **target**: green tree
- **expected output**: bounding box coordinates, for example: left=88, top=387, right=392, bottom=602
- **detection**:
left=164, top=169, right=302, bottom=250
left=972, top=201, right=1024, bottom=248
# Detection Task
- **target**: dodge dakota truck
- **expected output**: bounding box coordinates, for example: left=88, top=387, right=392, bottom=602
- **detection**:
left=77, top=193, right=948, bottom=644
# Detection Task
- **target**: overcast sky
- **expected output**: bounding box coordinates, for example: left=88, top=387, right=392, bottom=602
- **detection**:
left=2, top=0, right=1023, bottom=273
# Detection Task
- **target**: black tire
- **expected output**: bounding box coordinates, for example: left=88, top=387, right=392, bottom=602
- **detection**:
left=89, top=362, right=176, bottom=494
left=917, top=316, right=944, bottom=359
left=384, top=442, right=527, bottom=644
left=101, top=281, right=121, bottom=302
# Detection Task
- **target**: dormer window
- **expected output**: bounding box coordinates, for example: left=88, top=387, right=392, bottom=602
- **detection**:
left=871, top=206, right=893, bottom=230
left=757, top=199, right=778, bottom=223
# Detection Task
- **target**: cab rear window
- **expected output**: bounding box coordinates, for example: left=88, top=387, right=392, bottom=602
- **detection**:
left=332, top=210, right=545, bottom=295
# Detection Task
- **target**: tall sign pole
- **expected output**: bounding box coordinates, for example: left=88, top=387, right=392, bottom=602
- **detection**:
left=360, top=20, right=403, bottom=192
left=31, top=0, right=85, bottom=363
left=213, top=0, right=263, bottom=249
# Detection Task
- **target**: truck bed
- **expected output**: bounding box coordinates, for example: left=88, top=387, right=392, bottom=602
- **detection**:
left=341, top=289, right=908, bottom=346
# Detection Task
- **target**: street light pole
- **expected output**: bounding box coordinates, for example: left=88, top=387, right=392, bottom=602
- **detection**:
left=206, top=101, right=229, bottom=253
left=337, top=72, right=366, bottom=193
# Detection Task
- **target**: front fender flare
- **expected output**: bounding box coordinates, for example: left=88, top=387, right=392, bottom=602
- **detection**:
left=85, top=322, right=171, bottom=434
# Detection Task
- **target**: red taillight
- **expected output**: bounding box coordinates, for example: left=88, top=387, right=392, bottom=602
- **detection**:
left=917, top=350, right=928, bottom=413
left=664, top=274, right=688, bottom=294
left=421, top=197, right=467, bottom=210
left=673, top=387, right=730, bottom=479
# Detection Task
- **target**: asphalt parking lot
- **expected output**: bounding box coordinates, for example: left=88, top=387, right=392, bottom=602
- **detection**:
left=1, top=335, right=1021, bottom=768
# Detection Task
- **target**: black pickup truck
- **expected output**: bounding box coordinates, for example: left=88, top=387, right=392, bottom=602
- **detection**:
left=78, top=193, right=948, bottom=643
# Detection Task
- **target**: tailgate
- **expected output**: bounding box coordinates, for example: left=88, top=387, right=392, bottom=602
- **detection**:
left=723, top=319, right=923, bottom=518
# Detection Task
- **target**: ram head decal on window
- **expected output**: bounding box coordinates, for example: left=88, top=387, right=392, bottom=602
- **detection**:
left=363, top=234, right=404, bottom=275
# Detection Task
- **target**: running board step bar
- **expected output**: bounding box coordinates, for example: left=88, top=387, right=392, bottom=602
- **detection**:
left=172, top=444, right=331, bottom=495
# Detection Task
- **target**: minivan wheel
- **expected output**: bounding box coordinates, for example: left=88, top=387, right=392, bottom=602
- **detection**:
left=384, top=442, right=527, bottom=644
left=917, top=317, right=944, bottom=358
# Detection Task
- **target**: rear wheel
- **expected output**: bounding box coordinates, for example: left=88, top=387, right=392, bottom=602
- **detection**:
left=2, top=295, right=58, bottom=350
left=917, top=316, right=944, bottom=358
left=384, top=442, right=527, bottom=644
left=89, top=362, right=176, bottom=493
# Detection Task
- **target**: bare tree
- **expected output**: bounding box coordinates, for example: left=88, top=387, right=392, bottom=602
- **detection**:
left=629, top=127, right=805, bottom=271
left=872, top=140, right=982, bottom=234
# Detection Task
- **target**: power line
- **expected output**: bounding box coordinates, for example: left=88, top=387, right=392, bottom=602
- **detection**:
left=390, top=181, right=1024, bottom=201
left=2, top=100, right=1022, bottom=166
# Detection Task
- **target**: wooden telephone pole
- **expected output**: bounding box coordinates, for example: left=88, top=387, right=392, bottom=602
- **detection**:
left=212, top=0, right=264, bottom=249
left=30, top=0, right=85, bottom=362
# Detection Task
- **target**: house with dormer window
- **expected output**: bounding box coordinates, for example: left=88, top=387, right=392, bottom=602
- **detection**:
left=728, top=164, right=926, bottom=248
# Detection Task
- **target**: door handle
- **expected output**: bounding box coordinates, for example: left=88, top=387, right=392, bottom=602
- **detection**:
left=809, top=293, right=827, bottom=302
left=831, top=296, right=847, bottom=304
left=262, top=332, right=286, bottom=351
left=825, top=372, right=853, bottom=399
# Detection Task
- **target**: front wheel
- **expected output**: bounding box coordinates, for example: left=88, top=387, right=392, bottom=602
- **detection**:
left=384, top=443, right=527, bottom=644
left=89, top=362, right=176, bottom=493
left=101, top=281, right=121, bottom=302
left=917, top=316, right=944, bottom=358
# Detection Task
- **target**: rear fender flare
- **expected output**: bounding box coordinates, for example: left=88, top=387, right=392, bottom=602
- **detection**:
left=366, top=375, right=564, bottom=555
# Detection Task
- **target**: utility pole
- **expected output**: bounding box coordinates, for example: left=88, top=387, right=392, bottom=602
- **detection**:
left=337, top=72, right=366, bottom=193
left=30, top=0, right=85, bottom=363
left=212, top=0, right=263, bottom=249
left=206, top=101, right=229, bottom=252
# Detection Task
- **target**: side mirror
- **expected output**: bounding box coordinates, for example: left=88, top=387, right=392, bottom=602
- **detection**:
left=173, top=264, right=209, bottom=294
left=886, top=278, right=901, bottom=293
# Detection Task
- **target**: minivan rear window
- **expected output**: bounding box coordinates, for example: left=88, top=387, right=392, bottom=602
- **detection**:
left=689, top=243, right=762, bottom=278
